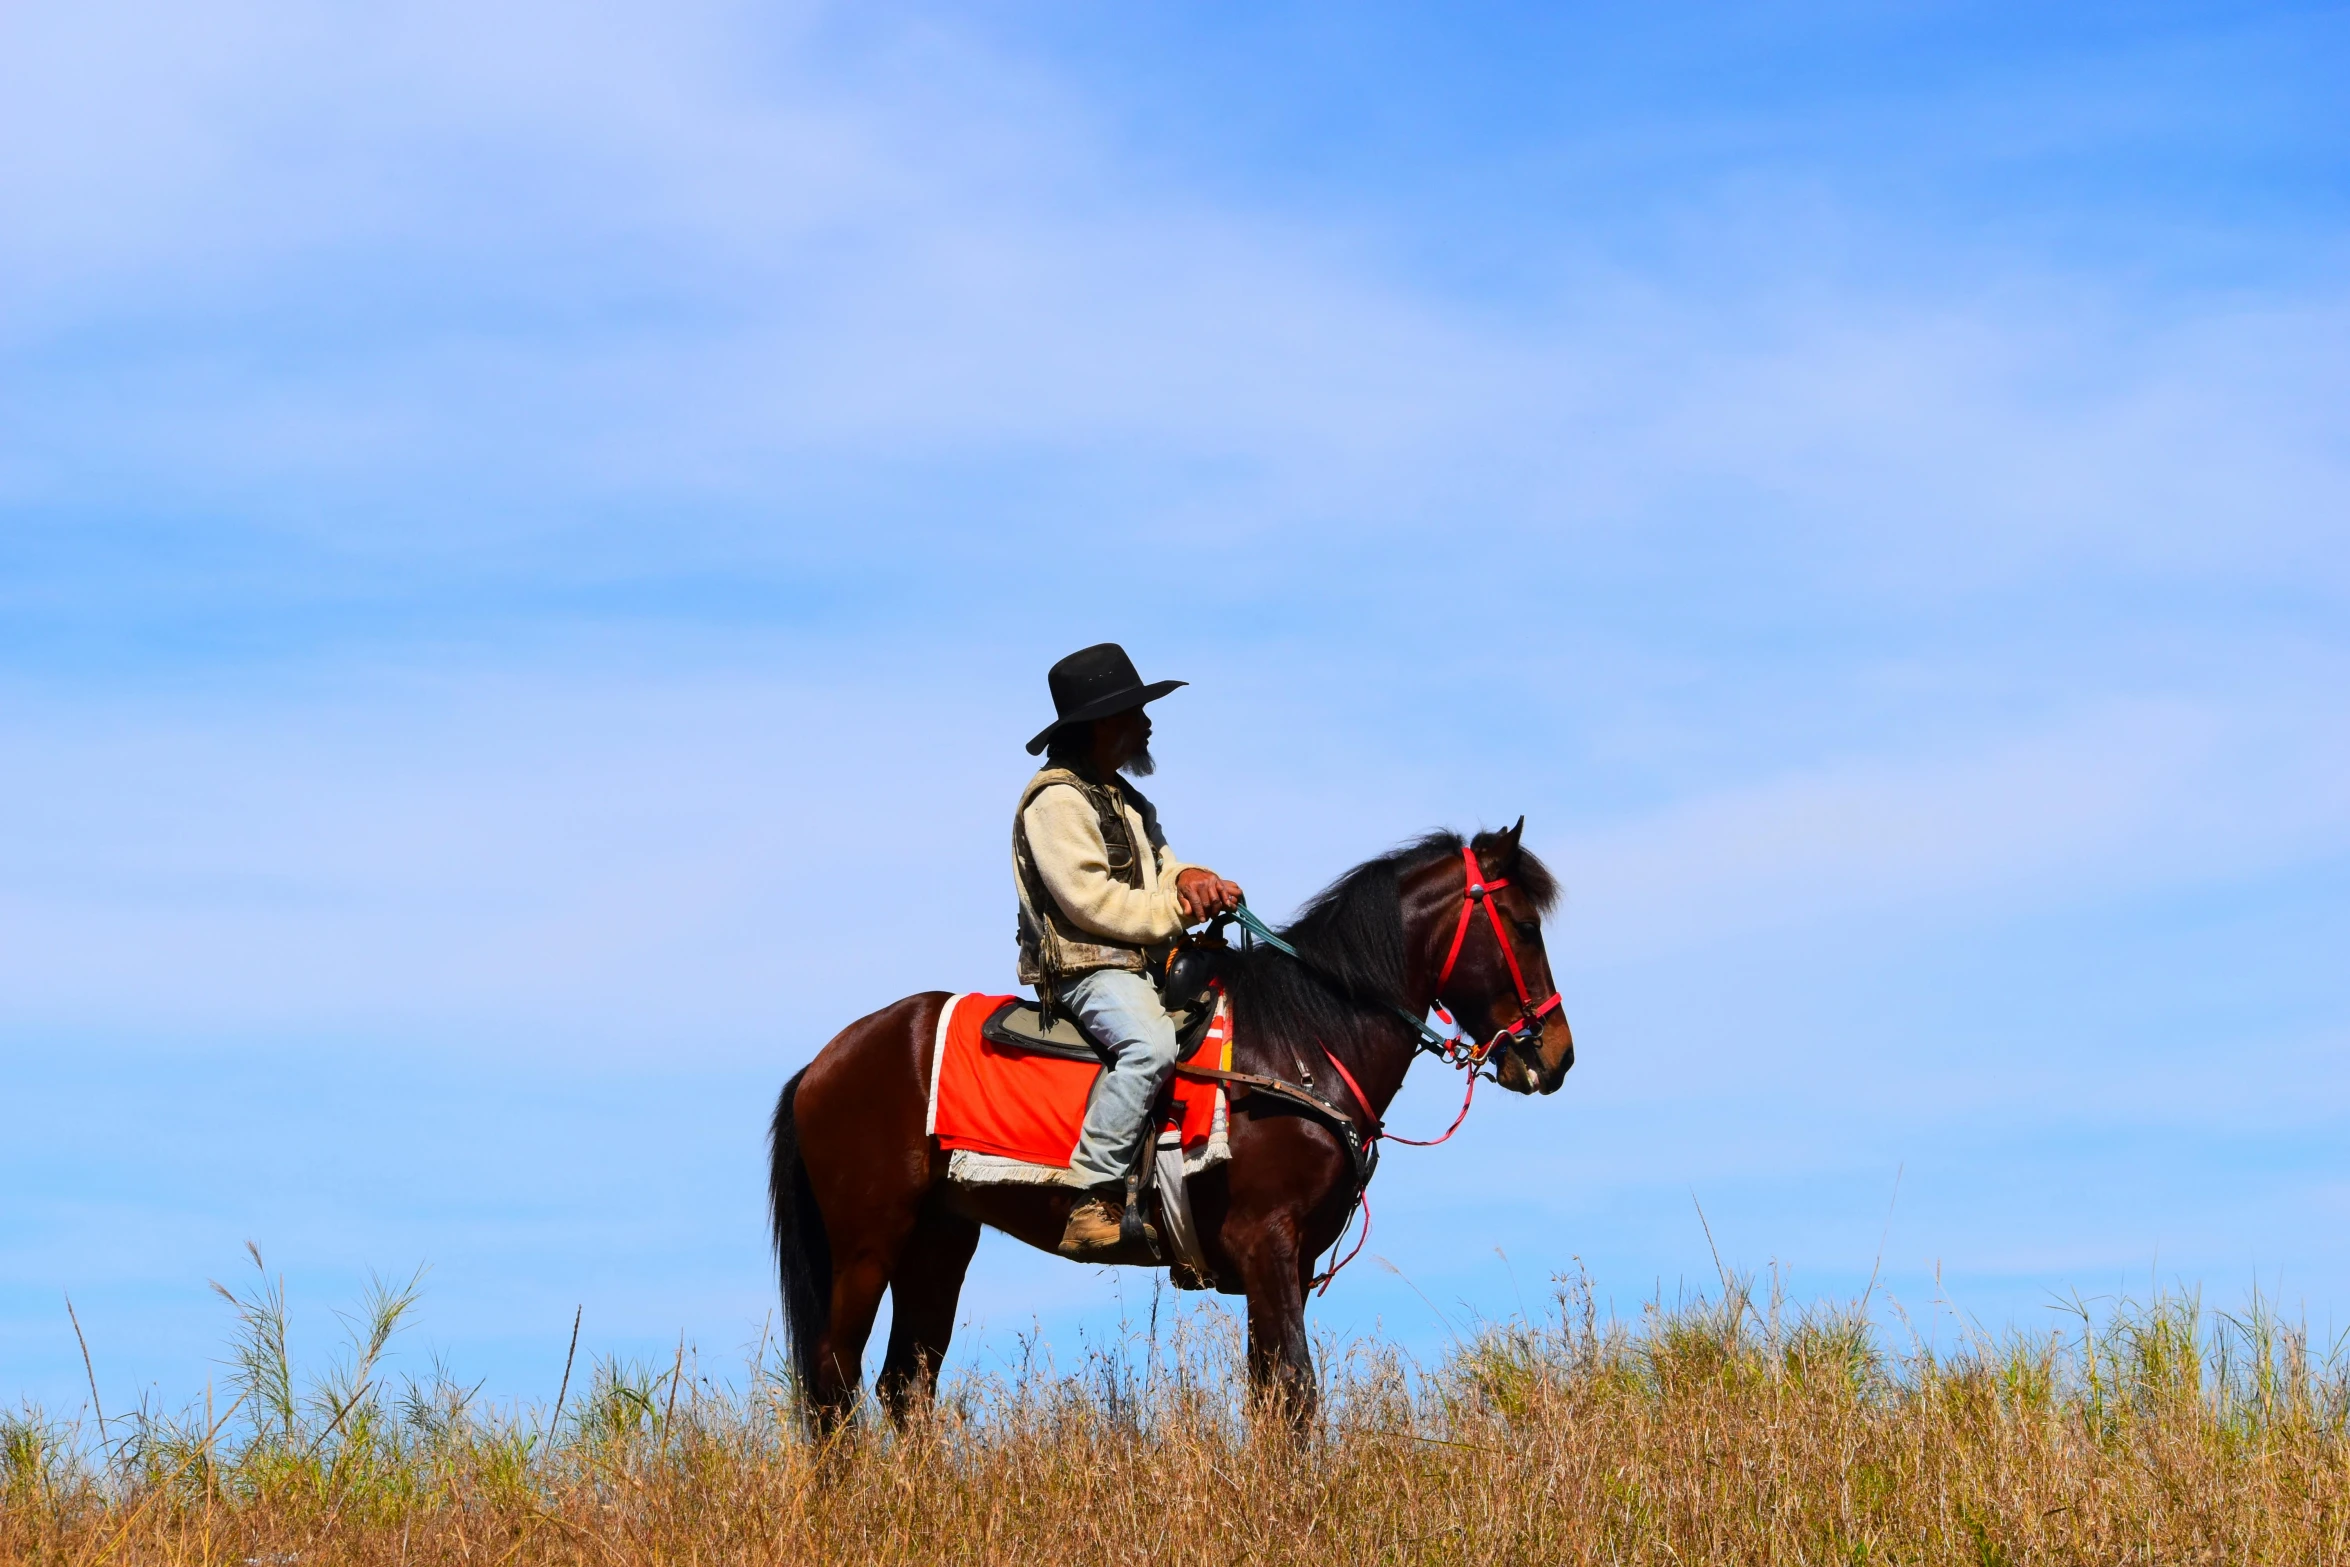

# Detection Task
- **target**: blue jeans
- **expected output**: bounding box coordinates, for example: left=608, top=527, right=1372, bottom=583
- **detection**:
left=1056, top=967, right=1179, bottom=1190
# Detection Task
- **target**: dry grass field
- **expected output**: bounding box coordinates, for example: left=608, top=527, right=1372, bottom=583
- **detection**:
left=7, top=1258, right=2347, bottom=1565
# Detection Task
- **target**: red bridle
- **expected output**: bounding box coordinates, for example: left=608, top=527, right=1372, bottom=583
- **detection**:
left=1433, top=846, right=1564, bottom=1067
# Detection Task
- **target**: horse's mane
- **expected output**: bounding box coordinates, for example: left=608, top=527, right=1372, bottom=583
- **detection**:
left=1206, top=828, right=1558, bottom=1062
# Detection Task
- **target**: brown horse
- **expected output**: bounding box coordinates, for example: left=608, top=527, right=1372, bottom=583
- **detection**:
left=766, top=821, right=1573, bottom=1428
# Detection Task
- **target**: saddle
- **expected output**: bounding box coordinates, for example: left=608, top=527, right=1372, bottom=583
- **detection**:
left=961, top=993, right=1225, bottom=1288
left=943, top=987, right=1369, bottom=1292
left=978, top=994, right=1218, bottom=1062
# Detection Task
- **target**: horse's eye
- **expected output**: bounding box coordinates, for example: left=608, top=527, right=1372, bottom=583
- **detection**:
left=1513, top=919, right=1542, bottom=941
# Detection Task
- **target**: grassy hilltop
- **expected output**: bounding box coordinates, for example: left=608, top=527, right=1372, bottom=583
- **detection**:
left=7, top=1264, right=2347, bottom=1565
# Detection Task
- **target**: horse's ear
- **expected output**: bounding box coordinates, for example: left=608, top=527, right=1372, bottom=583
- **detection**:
left=1493, top=815, right=1525, bottom=870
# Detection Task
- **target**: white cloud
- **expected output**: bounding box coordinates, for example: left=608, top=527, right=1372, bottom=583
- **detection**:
left=0, top=663, right=1012, bottom=1048
left=3, top=3, right=2343, bottom=1059
left=1565, top=688, right=2350, bottom=963
left=5, top=0, right=2343, bottom=620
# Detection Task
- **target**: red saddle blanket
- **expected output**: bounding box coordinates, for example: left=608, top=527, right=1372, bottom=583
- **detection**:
left=925, top=990, right=1232, bottom=1168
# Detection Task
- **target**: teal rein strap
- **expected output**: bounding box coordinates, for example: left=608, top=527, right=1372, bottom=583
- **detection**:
left=1227, top=902, right=1457, bottom=1055
left=1226, top=900, right=1300, bottom=959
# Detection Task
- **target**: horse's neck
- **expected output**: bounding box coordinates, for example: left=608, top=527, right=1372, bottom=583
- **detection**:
left=1244, top=980, right=1421, bottom=1118
left=1260, top=895, right=1444, bottom=1116
left=1338, top=902, right=1451, bottom=1115
left=1336, top=1017, right=1418, bottom=1119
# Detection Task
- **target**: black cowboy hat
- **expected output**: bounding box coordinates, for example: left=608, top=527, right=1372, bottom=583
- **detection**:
left=1026, top=643, right=1186, bottom=755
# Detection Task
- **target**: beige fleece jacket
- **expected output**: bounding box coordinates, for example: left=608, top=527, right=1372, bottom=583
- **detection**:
left=1021, top=779, right=1196, bottom=946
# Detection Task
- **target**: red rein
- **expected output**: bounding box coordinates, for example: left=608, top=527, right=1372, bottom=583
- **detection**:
left=1306, top=1050, right=1479, bottom=1295
left=1306, top=847, right=1562, bottom=1294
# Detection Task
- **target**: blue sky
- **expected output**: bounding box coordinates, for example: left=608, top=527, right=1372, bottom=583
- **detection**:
left=4, top=1, right=2346, bottom=1414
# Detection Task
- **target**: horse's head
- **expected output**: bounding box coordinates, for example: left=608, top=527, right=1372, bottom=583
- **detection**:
left=1404, top=819, right=1574, bottom=1095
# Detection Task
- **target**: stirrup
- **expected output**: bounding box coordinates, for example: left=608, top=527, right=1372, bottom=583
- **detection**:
left=1120, top=1160, right=1163, bottom=1260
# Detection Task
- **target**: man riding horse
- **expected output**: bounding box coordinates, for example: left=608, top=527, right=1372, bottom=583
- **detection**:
left=766, top=647, right=1574, bottom=1430
left=1012, top=642, right=1245, bottom=1258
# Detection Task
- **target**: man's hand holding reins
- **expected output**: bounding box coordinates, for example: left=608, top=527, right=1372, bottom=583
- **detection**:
left=1176, top=867, right=1245, bottom=925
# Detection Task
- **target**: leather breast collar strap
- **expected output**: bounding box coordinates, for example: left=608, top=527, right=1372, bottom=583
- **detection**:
left=1170, top=1060, right=1378, bottom=1188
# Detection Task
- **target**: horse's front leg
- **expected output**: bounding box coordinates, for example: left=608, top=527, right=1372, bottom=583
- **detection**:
left=1232, top=1212, right=1317, bottom=1428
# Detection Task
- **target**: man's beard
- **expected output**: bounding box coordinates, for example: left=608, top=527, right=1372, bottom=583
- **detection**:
left=1120, top=746, right=1156, bottom=778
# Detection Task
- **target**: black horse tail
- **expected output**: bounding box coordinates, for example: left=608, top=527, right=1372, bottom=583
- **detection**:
left=767, top=1067, right=831, bottom=1405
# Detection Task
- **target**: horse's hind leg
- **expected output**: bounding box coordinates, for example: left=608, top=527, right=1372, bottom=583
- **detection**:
left=802, top=1140, right=928, bottom=1433
left=877, top=1205, right=981, bottom=1422
left=788, top=993, right=953, bottom=1433
left=810, top=1246, right=896, bottom=1431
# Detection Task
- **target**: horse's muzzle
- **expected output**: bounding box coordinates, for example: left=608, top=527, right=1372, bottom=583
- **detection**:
left=1527, top=1017, right=1574, bottom=1094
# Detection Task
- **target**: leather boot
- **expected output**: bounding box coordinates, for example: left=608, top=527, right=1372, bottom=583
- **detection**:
left=1057, top=1189, right=1127, bottom=1258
